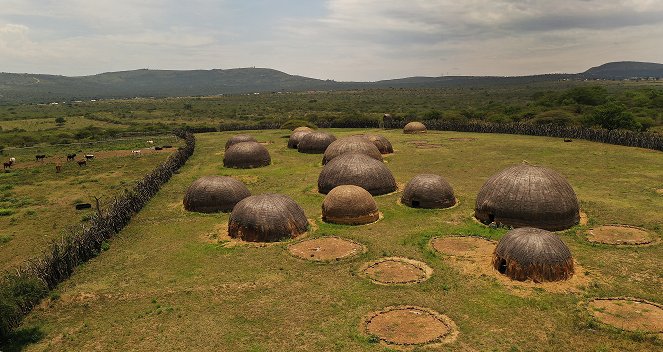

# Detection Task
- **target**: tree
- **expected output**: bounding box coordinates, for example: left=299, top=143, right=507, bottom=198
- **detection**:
left=54, top=117, right=66, bottom=125
left=586, top=102, right=640, bottom=130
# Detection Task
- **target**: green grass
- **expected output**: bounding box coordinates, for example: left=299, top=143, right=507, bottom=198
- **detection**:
left=6, top=129, right=663, bottom=351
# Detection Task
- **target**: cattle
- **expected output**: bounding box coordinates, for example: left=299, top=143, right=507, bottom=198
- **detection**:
left=67, top=153, right=76, bottom=161
left=84, top=154, right=95, bottom=160
left=162, top=145, right=172, bottom=149
left=35, top=154, right=46, bottom=161
left=132, top=150, right=142, bottom=157
left=3, top=162, right=11, bottom=169
left=147, top=140, right=154, bottom=144
left=9, top=157, right=15, bottom=164
left=77, top=160, right=87, bottom=167
left=55, top=163, right=62, bottom=173
left=154, top=146, right=163, bottom=151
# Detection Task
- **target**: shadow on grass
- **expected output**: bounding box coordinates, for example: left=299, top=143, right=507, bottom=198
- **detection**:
left=0, top=326, right=45, bottom=352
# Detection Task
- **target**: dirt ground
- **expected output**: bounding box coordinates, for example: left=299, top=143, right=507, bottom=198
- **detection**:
left=361, top=257, right=433, bottom=285
left=589, top=298, right=663, bottom=333
left=587, top=225, right=658, bottom=245
left=288, top=237, right=366, bottom=261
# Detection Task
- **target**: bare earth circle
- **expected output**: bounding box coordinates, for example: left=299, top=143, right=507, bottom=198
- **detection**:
left=589, top=298, right=663, bottom=333
left=361, top=257, right=433, bottom=284
left=288, top=237, right=365, bottom=261
left=430, top=236, right=496, bottom=257
left=448, top=137, right=477, bottom=141
left=365, top=306, right=456, bottom=346
left=587, top=225, right=657, bottom=245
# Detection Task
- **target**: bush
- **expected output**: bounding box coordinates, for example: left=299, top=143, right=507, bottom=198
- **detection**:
left=531, top=110, right=575, bottom=126
left=280, top=119, right=317, bottom=130
left=585, top=102, right=641, bottom=131
left=0, top=276, right=47, bottom=339
left=561, top=86, right=608, bottom=106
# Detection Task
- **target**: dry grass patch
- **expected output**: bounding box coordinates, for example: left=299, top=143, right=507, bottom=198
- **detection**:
left=588, top=298, right=663, bottom=334
left=587, top=225, right=659, bottom=246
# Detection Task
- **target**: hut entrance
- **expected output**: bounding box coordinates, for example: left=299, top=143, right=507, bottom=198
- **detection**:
left=488, top=213, right=495, bottom=223
left=411, top=200, right=420, bottom=208
left=497, top=258, right=507, bottom=274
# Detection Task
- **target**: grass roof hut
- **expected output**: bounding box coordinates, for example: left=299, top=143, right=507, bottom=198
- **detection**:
left=322, top=185, right=379, bottom=225
left=318, top=153, right=397, bottom=196
left=225, top=134, right=257, bottom=150
left=493, top=227, right=574, bottom=282
left=228, top=194, right=308, bottom=242
left=223, top=141, right=271, bottom=169
left=293, top=126, right=314, bottom=133
left=475, top=164, right=579, bottom=231
left=287, top=130, right=312, bottom=149
left=183, top=176, right=250, bottom=213
left=362, top=134, right=394, bottom=154
left=401, top=174, right=456, bottom=209
left=297, top=131, right=337, bottom=154
left=403, top=121, right=427, bottom=134
left=322, top=136, right=383, bottom=164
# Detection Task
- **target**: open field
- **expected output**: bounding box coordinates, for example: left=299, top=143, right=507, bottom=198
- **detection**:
left=4, top=129, right=661, bottom=351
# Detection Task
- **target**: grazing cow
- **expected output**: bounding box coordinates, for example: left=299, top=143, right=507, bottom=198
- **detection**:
left=84, top=154, right=95, bottom=160
left=154, top=146, right=163, bottom=151
left=77, top=159, right=87, bottom=167
left=55, top=163, right=62, bottom=173
left=132, top=150, right=142, bottom=157
left=147, top=140, right=154, bottom=144
left=3, top=161, right=11, bottom=169
left=35, top=154, right=46, bottom=161
left=67, top=153, right=76, bottom=161
left=75, top=203, right=92, bottom=210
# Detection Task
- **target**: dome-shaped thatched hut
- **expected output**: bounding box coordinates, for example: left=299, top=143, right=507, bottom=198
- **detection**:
left=297, top=131, right=337, bottom=154
left=322, top=185, right=379, bottom=225
left=293, top=126, right=314, bottom=133
left=493, top=227, right=574, bottom=282
left=322, top=136, right=383, bottom=164
left=318, top=153, right=397, bottom=196
left=403, top=121, right=427, bottom=134
left=287, top=130, right=312, bottom=149
left=183, top=176, right=251, bottom=213
left=228, top=194, right=308, bottom=242
left=475, top=164, right=579, bottom=231
left=225, top=134, right=257, bottom=150
left=223, top=142, right=271, bottom=169
left=362, top=134, right=394, bottom=154
left=401, top=174, right=456, bottom=209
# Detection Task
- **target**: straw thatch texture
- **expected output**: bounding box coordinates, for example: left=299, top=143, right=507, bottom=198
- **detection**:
left=322, top=136, right=383, bottom=164
left=225, top=134, right=257, bottom=150
left=294, top=126, right=314, bottom=132
left=401, top=174, right=456, bottom=209
left=223, top=141, right=271, bottom=169
left=228, top=194, right=309, bottom=242
left=362, top=134, right=394, bottom=154
left=492, top=227, right=574, bottom=282
left=475, top=164, right=579, bottom=231
left=318, top=153, right=397, bottom=195
left=287, top=130, right=312, bottom=149
left=322, top=185, right=379, bottom=225
left=183, top=176, right=250, bottom=213
left=404, top=121, right=427, bottom=134
left=297, top=131, right=337, bottom=154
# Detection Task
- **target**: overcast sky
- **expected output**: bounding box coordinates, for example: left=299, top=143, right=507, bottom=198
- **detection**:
left=1, top=0, right=662, bottom=81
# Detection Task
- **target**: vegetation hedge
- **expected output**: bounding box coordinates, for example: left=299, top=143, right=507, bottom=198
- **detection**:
left=0, top=131, right=195, bottom=342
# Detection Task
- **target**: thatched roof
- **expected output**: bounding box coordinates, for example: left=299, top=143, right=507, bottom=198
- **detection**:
left=318, top=153, right=397, bottom=196
left=293, top=126, right=314, bottom=133
left=225, top=134, right=257, bottom=150
left=223, top=141, right=271, bottom=169
left=493, top=227, right=574, bottom=282
left=322, top=136, right=383, bottom=164
left=287, top=130, right=312, bottom=149
left=404, top=121, right=427, bottom=134
left=297, top=131, right=337, bottom=154
left=401, top=174, right=456, bottom=209
left=362, top=134, right=394, bottom=154
left=228, top=194, right=309, bottom=242
left=183, top=176, right=250, bottom=213
left=322, top=185, right=379, bottom=225
left=475, top=164, right=579, bottom=231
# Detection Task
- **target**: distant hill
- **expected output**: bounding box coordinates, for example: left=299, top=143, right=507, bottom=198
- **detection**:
left=0, top=62, right=661, bottom=103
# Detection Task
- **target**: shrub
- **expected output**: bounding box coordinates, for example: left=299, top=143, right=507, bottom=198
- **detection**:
left=585, top=102, right=641, bottom=131
left=0, top=276, right=47, bottom=339
left=561, top=86, right=608, bottom=106
left=531, top=110, right=575, bottom=126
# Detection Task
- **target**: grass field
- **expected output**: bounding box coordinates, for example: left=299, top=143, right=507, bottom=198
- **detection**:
left=0, top=116, right=129, bottom=132
left=4, top=129, right=662, bottom=351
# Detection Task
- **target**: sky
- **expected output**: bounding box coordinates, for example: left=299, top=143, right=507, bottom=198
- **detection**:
left=1, top=0, right=662, bottom=81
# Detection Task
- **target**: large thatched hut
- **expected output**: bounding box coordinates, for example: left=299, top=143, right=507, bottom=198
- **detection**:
left=475, top=164, right=579, bottom=231
left=401, top=174, right=456, bottom=209
left=318, top=153, right=397, bottom=196
left=322, top=185, right=379, bottom=225
left=293, top=126, right=314, bottom=133
left=493, top=227, right=574, bottom=282
left=362, top=134, right=393, bottom=154
left=228, top=194, right=308, bottom=242
left=403, top=121, right=427, bottom=134
left=287, top=130, right=312, bottom=149
left=223, top=141, right=271, bottom=169
left=322, top=136, right=383, bottom=164
left=297, top=131, right=337, bottom=154
left=225, top=134, right=257, bottom=150
left=183, top=176, right=250, bottom=213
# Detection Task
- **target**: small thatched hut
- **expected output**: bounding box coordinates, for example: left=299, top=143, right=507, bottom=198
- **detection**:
left=223, top=141, right=271, bottom=169
left=183, top=176, right=250, bottom=213
left=362, top=134, right=394, bottom=154
left=322, top=185, right=379, bottom=225
left=322, top=136, right=383, bottom=164
left=318, top=153, right=397, bottom=196
left=403, top=121, right=427, bottom=134
left=293, top=126, right=314, bottom=133
left=493, top=227, right=574, bottom=282
left=225, top=134, right=257, bottom=150
left=475, top=164, right=579, bottom=231
left=228, top=194, right=309, bottom=242
left=401, top=174, right=456, bottom=209
left=287, top=130, right=312, bottom=149
left=297, top=131, right=337, bottom=154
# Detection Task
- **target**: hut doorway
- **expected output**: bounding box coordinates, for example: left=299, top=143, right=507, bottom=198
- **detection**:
left=497, top=258, right=507, bottom=274
left=488, top=213, right=495, bottom=223
left=411, top=200, right=420, bottom=208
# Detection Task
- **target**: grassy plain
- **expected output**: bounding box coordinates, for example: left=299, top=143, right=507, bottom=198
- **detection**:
left=4, top=129, right=661, bottom=351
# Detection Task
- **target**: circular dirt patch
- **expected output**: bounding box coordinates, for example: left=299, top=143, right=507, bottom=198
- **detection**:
left=448, top=137, right=477, bottom=141
left=430, top=236, right=496, bottom=257
left=587, top=225, right=658, bottom=245
left=589, top=298, right=663, bottom=333
left=655, top=189, right=663, bottom=195
left=364, top=306, right=457, bottom=346
left=361, top=257, right=433, bottom=285
left=288, top=237, right=365, bottom=262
